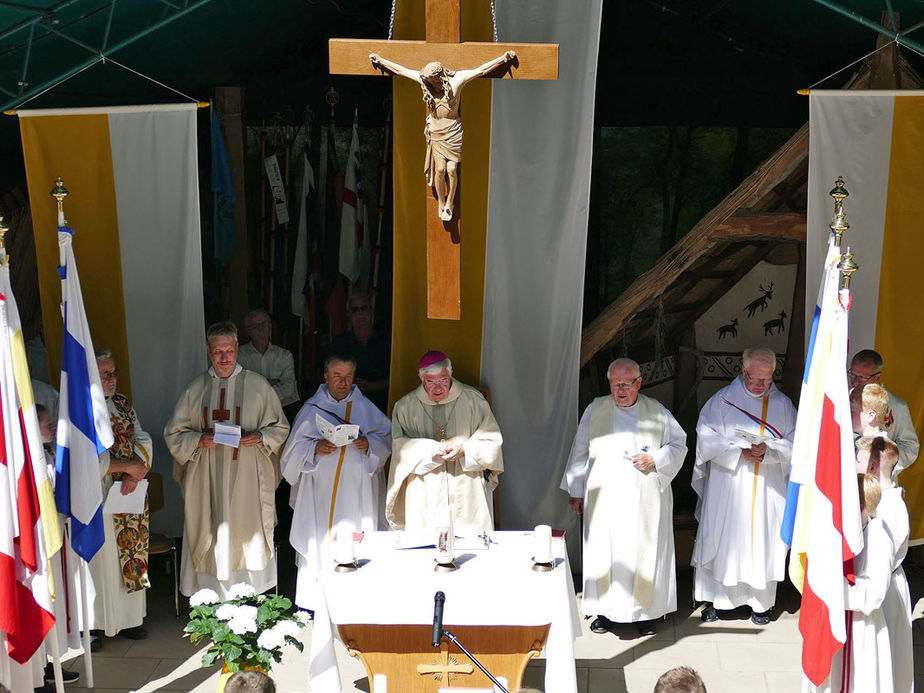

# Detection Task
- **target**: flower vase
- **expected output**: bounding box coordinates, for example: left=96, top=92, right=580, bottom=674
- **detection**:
left=217, top=661, right=266, bottom=693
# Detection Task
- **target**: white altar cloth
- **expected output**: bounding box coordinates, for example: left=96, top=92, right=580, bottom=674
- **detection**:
left=306, top=530, right=580, bottom=693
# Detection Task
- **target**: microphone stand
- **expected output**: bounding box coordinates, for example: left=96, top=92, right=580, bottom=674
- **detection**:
left=437, top=629, right=509, bottom=693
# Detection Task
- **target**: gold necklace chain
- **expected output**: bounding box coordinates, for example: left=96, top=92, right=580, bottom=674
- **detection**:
left=419, top=396, right=460, bottom=443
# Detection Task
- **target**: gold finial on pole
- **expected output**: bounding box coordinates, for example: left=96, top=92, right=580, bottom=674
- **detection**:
left=838, top=245, right=859, bottom=290
left=50, top=176, right=68, bottom=227
left=829, top=176, right=849, bottom=246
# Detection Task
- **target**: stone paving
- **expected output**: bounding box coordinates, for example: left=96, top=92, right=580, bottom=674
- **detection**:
left=46, top=562, right=924, bottom=693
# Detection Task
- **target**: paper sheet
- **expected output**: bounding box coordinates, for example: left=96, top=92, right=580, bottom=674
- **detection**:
left=213, top=421, right=241, bottom=448
left=736, top=429, right=772, bottom=445
left=316, top=414, right=360, bottom=446
left=103, top=479, right=148, bottom=514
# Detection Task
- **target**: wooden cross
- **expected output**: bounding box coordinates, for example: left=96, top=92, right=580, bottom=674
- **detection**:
left=416, top=649, right=474, bottom=681
left=329, top=0, right=558, bottom=320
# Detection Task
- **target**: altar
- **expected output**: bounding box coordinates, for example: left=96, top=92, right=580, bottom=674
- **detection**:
left=307, top=530, right=580, bottom=692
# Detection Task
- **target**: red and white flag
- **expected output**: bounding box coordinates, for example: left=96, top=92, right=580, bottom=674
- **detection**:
left=786, top=239, right=863, bottom=687
left=0, top=262, right=59, bottom=664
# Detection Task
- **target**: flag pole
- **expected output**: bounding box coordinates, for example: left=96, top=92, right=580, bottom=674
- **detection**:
left=46, top=622, right=65, bottom=693
left=49, top=178, right=95, bottom=690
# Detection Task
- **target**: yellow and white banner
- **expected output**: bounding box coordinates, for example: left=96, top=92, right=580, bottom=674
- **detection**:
left=808, top=91, right=924, bottom=542
left=19, top=103, right=206, bottom=535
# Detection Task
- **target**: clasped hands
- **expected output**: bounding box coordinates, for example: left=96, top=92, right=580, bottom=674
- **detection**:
left=741, top=442, right=767, bottom=464
left=433, top=441, right=464, bottom=463
left=316, top=437, right=369, bottom=456
left=115, top=457, right=148, bottom=495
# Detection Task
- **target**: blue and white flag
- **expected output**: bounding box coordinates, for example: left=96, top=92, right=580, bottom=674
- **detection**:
left=54, top=228, right=113, bottom=562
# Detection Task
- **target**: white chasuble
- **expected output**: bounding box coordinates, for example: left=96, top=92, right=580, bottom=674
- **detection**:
left=691, top=376, right=796, bottom=611
left=281, top=385, right=391, bottom=610
left=562, top=394, right=687, bottom=622
left=165, top=368, right=289, bottom=598
left=387, top=381, right=503, bottom=531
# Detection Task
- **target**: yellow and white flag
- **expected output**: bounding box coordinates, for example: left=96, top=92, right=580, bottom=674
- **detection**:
left=808, top=91, right=924, bottom=543
left=18, top=103, right=206, bottom=535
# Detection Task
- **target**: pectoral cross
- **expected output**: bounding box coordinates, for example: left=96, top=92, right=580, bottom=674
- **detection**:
left=329, top=0, right=558, bottom=320
left=416, top=649, right=473, bottom=682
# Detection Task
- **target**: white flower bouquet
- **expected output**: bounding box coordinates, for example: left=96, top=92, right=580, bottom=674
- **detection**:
left=184, top=583, right=310, bottom=673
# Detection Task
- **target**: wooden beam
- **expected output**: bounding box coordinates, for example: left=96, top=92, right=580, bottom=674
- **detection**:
left=426, top=0, right=459, bottom=42
left=580, top=123, right=808, bottom=366
left=669, top=243, right=774, bottom=338
left=330, top=39, right=559, bottom=79
left=712, top=212, right=806, bottom=242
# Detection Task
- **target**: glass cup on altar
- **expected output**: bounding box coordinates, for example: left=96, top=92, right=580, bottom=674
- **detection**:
left=436, top=506, right=454, bottom=566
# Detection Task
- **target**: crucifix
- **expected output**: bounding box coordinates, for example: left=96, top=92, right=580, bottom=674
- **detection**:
left=329, top=0, right=558, bottom=320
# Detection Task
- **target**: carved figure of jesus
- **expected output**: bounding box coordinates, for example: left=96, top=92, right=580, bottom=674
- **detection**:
left=370, top=50, right=517, bottom=221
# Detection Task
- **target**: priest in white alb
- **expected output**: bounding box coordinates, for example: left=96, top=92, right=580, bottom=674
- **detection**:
left=165, top=321, right=290, bottom=598
left=386, top=350, right=502, bottom=530
left=561, top=358, right=687, bottom=636
left=281, top=352, right=391, bottom=610
left=692, top=347, right=796, bottom=625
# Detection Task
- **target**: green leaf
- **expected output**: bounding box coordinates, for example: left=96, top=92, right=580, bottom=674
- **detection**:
left=201, top=650, right=220, bottom=668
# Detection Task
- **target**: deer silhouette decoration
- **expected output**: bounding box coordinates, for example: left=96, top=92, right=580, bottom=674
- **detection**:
left=763, top=310, right=787, bottom=336
left=745, top=282, right=774, bottom=318
left=717, top=318, right=738, bottom=339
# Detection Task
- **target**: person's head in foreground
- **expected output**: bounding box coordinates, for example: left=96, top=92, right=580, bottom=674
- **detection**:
left=223, top=669, right=276, bottom=693
left=654, top=665, right=707, bottom=693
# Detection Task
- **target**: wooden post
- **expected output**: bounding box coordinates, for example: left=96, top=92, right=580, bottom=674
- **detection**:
left=214, top=87, right=249, bottom=328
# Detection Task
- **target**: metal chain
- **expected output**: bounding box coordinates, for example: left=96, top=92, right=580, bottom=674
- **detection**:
left=490, top=0, right=498, bottom=41
left=387, top=0, right=397, bottom=40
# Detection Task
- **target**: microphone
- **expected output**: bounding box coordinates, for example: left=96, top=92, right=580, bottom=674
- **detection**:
left=431, top=591, right=445, bottom=647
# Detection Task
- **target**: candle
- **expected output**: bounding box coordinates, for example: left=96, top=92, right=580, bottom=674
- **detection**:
left=533, top=524, right=552, bottom=564
left=334, top=532, right=354, bottom=565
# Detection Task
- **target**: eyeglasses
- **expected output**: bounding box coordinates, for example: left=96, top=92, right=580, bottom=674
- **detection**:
left=423, top=378, right=451, bottom=389
left=847, top=369, right=880, bottom=383
left=743, top=369, right=772, bottom=387
left=247, top=320, right=271, bottom=329
left=99, top=368, right=119, bottom=380
left=348, top=305, right=372, bottom=314
left=609, top=376, right=641, bottom=391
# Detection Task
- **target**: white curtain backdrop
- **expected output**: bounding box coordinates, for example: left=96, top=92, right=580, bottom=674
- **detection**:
left=482, top=0, right=603, bottom=546
left=109, top=107, right=206, bottom=536
left=806, top=92, right=896, bottom=347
